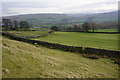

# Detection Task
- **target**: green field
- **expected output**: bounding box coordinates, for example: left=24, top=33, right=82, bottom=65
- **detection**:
left=33, top=32, right=118, bottom=51
left=2, top=37, right=118, bottom=78
left=94, top=28, right=118, bottom=32
left=6, top=31, right=47, bottom=37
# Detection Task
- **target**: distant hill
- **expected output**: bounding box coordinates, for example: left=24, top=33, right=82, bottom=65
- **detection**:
left=67, top=11, right=118, bottom=23
left=2, top=11, right=118, bottom=28
left=96, top=21, right=118, bottom=29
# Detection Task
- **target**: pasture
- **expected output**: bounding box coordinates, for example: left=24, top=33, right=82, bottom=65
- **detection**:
left=2, top=37, right=118, bottom=78
left=94, top=28, right=118, bottom=32
left=33, top=32, right=119, bottom=51
left=6, top=31, right=47, bottom=37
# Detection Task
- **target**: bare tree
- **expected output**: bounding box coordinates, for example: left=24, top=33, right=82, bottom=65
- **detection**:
left=82, top=22, right=90, bottom=32
left=90, top=22, right=97, bottom=32
left=13, top=20, right=18, bottom=30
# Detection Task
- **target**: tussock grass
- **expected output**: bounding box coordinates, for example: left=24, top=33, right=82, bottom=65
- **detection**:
left=2, top=37, right=118, bottom=78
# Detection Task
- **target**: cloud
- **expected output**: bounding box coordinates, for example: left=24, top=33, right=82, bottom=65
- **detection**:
left=64, top=2, right=118, bottom=13
left=8, top=8, right=63, bottom=14
left=1, top=0, right=119, bottom=16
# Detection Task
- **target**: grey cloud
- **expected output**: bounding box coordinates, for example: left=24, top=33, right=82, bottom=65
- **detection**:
left=64, top=2, right=117, bottom=13
left=2, top=2, right=62, bottom=8
left=2, top=7, right=19, bottom=16
left=1, top=1, right=118, bottom=16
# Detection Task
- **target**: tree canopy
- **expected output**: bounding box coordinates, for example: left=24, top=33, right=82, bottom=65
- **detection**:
left=82, top=22, right=90, bottom=32
left=2, top=18, right=30, bottom=31
left=50, top=26, right=59, bottom=31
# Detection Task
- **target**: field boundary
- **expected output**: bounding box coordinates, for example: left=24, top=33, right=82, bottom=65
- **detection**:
left=5, top=31, right=53, bottom=39
left=2, top=32, right=120, bottom=61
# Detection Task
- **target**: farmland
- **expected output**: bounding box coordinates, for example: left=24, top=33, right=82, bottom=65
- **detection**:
left=93, top=28, right=118, bottom=32
left=33, top=32, right=118, bottom=51
left=1, top=2, right=119, bottom=79
left=2, top=36, right=118, bottom=78
left=6, top=31, right=47, bottom=37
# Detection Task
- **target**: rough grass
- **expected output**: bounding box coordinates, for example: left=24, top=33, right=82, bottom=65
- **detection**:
left=33, top=32, right=118, bottom=51
left=2, top=37, right=118, bottom=78
left=6, top=31, right=47, bottom=37
left=0, top=36, right=2, bottom=79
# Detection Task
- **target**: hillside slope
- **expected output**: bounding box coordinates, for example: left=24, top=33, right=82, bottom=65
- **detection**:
left=2, top=37, right=118, bottom=78
left=2, top=11, right=118, bottom=27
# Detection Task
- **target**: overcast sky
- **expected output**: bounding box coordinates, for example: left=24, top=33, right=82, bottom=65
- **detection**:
left=1, top=0, right=119, bottom=16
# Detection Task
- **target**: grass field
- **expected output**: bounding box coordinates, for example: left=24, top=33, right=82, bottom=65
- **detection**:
left=33, top=32, right=118, bottom=51
left=6, top=31, right=47, bottom=37
left=94, top=28, right=118, bottom=32
left=2, top=37, right=118, bottom=78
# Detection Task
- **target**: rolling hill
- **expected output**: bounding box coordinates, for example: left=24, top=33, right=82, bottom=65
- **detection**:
left=2, top=11, right=118, bottom=28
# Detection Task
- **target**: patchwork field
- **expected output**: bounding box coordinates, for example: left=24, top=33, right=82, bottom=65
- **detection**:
left=33, top=32, right=119, bottom=51
left=2, top=37, right=118, bottom=78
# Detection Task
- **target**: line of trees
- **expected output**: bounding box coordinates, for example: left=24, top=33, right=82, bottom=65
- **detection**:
left=2, top=18, right=31, bottom=31
left=65, top=22, right=97, bottom=32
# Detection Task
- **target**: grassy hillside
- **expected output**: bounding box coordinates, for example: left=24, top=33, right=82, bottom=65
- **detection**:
left=3, top=14, right=69, bottom=26
left=91, top=11, right=118, bottom=23
left=33, top=32, right=118, bottom=51
left=3, top=11, right=117, bottom=27
left=0, top=36, right=2, bottom=79
left=2, top=37, right=118, bottom=78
